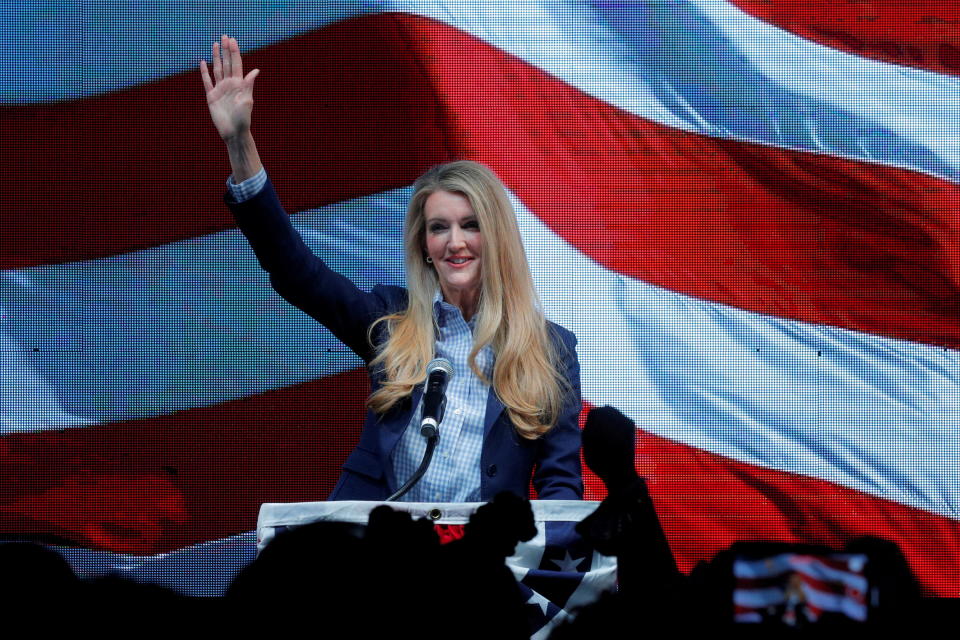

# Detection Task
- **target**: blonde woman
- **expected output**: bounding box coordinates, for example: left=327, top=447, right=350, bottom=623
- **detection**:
left=201, top=36, right=582, bottom=501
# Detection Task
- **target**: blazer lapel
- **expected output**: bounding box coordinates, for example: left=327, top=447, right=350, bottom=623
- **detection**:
left=379, top=385, right=424, bottom=458
left=483, top=387, right=506, bottom=438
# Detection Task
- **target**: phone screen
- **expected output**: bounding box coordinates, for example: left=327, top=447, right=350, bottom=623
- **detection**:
left=733, top=552, right=870, bottom=625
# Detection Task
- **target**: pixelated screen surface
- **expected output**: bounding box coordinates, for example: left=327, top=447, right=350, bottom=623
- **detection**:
left=2, top=1, right=959, bottom=596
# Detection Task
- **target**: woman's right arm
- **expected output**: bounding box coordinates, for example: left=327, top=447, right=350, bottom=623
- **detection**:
left=226, top=178, right=395, bottom=362
left=200, top=36, right=397, bottom=361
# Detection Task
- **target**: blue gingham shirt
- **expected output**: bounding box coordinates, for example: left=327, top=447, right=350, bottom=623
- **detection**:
left=391, top=293, right=493, bottom=502
left=229, top=170, right=491, bottom=501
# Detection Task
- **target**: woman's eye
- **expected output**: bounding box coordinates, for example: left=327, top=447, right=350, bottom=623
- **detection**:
left=429, top=224, right=446, bottom=233
left=464, top=220, right=479, bottom=229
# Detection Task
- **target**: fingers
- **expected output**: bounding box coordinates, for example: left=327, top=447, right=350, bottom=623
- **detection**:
left=229, top=36, right=243, bottom=79
left=245, top=68, right=260, bottom=88
left=212, top=40, right=222, bottom=83
left=206, top=35, right=244, bottom=88
left=220, top=34, right=232, bottom=78
left=199, top=59, right=214, bottom=93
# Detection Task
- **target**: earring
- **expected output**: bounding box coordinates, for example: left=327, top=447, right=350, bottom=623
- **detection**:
left=425, top=256, right=433, bottom=264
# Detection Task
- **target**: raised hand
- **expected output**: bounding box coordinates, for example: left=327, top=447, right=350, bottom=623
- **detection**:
left=200, top=35, right=260, bottom=142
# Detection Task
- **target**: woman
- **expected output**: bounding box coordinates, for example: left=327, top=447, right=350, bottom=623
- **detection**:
left=201, top=35, right=582, bottom=501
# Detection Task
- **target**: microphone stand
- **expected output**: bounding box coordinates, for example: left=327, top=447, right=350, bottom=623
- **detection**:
left=386, top=433, right=439, bottom=502
left=386, top=397, right=446, bottom=502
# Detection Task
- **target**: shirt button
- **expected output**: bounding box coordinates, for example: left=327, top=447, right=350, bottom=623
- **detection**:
left=454, top=407, right=462, bottom=415
left=486, top=464, right=497, bottom=477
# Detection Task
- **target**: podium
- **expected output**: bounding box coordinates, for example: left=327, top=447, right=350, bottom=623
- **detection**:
left=257, top=500, right=617, bottom=634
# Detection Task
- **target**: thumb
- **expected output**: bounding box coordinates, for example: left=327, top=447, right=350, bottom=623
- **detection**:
left=245, top=68, right=260, bottom=87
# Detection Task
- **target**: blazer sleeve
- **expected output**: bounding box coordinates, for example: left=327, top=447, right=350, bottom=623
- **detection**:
left=224, top=177, right=401, bottom=362
left=532, top=325, right=584, bottom=499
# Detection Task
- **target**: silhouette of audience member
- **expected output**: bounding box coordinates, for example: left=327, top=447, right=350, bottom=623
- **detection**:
left=552, top=406, right=690, bottom=637
left=226, top=492, right=533, bottom=637
left=0, top=541, right=79, bottom=605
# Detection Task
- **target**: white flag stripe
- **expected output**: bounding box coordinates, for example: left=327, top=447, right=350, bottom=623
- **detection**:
left=563, top=552, right=619, bottom=610
left=8, top=1, right=960, bottom=185
left=803, top=586, right=868, bottom=621
left=734, top=585, right=789, bottom=608
left=515, top=191, right=960, bottom=521
left=1, top=188, right=409, bottom=428
left=4, top=186, right=959, bottom=519
left=406, top=0, right=960, bottom=181
left=54, top=532, right=258, bottom=597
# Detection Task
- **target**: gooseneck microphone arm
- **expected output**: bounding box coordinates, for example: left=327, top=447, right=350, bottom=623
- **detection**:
left=386, top=358, right=454, bottom=502
left=386, top=436, right=438, bottom=502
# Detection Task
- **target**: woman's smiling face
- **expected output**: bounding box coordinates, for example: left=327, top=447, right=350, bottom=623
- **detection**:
left=423, top=190, right=483, bottom=314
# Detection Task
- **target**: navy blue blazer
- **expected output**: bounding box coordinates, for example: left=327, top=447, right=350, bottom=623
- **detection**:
left=226, top=179, right=583, bottom=501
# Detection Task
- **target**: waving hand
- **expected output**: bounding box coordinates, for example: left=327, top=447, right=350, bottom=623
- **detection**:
left=200, top=35, right=260, bottom=142
left=200, top=35, right=263, bottom=182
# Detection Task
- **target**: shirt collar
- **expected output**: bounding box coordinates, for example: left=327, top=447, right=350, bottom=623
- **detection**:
left=432, top=289, right=476, bottom=330
left=432, top=289, right=448, bottom=329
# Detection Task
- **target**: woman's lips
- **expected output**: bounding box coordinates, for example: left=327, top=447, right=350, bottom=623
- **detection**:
left=446, top=256, right=474, bottom=268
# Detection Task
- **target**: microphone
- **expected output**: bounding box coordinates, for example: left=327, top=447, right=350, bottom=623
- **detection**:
left=420, top=358, right=454, bottom=438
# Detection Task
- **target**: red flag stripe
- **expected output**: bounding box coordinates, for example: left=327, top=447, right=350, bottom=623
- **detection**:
left=0, top=368, right=367, bottom=556
left=729, top=0, right=960, bottom=77
left=636, top=429, right=960, bottom=597
left=4, top=13, right=960, bottom=353
left=0, top=14, right=449, bottom=270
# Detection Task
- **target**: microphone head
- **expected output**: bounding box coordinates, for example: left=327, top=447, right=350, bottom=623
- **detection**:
left=427, top=357, right=454, bottom=378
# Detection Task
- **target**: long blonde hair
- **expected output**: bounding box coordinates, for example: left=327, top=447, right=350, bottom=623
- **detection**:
left=367, top=161, right=567, bottom=439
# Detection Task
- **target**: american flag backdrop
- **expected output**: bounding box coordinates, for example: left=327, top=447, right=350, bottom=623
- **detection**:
left=1, top=1, right=959, bottom=597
